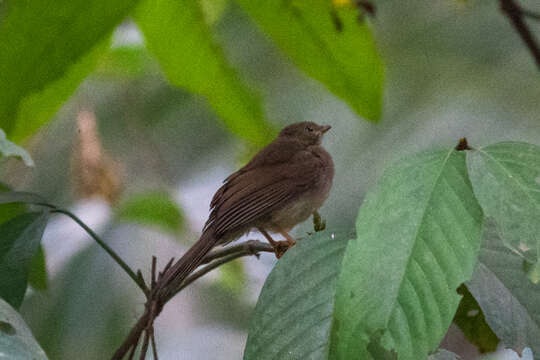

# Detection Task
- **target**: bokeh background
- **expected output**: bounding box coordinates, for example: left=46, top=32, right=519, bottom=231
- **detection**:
left=1, top=0, right=539, bottom=358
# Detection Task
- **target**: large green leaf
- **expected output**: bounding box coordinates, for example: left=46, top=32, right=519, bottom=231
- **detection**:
left=332, top=149, right=483, bottom=359
left=244, top=231, right=349, bottom=360
left=467, top=222, right=540, bottom=358
left=134, top=0, right=275, bottom=146
left=0, top=212, right=49, bottom=308
left=234, top=0, right=383, bottom=122
left=0, top=0, right=139, bottom=138
left=0, top=298, right=48, bottom=359
left=467, top=142, right=540, bottom=266
left=116, top=190, right=183, bottom=234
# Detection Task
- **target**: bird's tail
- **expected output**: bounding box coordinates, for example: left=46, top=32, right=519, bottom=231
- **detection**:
left=157, top=230, right=218, bottom=299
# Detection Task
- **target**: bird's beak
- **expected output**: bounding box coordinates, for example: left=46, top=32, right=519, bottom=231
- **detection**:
left=321, top=125, right=331, bottom=134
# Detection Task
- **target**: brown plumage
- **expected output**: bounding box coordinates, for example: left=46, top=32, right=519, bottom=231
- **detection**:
left=158, top=121, right=334, bottom=297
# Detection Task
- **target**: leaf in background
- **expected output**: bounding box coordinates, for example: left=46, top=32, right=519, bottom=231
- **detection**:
left=466, top=222, right=540, bottom=358
left=94, top=45, right=155, bottom=79
left=9, top=42, right=108, bottom=143
left=428, top=350, right=462, bottom=360
left=28, top=246, right=47, bottom=291
left=467, top=142, right=540, bottom=267
left=0, top=185, right=26, bottom=225
left=116, top=190, right=183, bottom=234
left=135, top=0, right=275, bottom=146
left=244, top=231, right=349, bottom=360
left=0, top=191, right=48, bottom=207
left=453, top=284, right=499, bottom=353
left=219, top=259, right=246, bottom=294
left=0, top=212, right=50, bottom=309
left=0, top=128, right=34, bottom=166
left=0, top=298, right=48, bottom=359
left=332, top=149, right=483, bottom=359
left=0, top=0, right=140, bottom=139
left=234, top=0, right=384, bottom=122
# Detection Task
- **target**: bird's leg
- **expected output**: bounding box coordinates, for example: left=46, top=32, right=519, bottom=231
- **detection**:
left=312, top=211, right=326, bottom=232
left=258, top=227, right=289, bottom=258
left=278, top=230, right=296, bottom=247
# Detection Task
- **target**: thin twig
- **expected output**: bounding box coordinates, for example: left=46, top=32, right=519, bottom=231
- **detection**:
left=50, top=208, right=148, bottom=293
left=522, top=9, right=540, bottom=21
left=151, top=257, right=157, bottom=289
left=200, top=240, right=273, bottom=265
left=139, top=330, right=150, bottom=360
left=499, top=0, right=540, bottom=69
left=127, top=334, right=139, bottom=360
left=150, top=327, right=158, bottom=360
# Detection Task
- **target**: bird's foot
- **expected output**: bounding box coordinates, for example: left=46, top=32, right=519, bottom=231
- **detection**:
left=273, top=240, right=292, bottom=259
left=313, top=211, right=326, bottom=232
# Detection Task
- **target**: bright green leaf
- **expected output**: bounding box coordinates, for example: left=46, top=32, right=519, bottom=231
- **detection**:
left=9, top=41, right=109, bottom=143
left=453, top=284, right=499, bottom=353
left=28, top=246, right=47, bottom=291
left=116, top=190, right=183, bottom=234
left=332, top=149, right=483, bottom=359
left=0, top=129, right=34, bottom=166
left=94, top=45, right=155, bottom=79
left=219, top=260, right=246, bottom=294
left=0, top=212, right=50, bottom=308
left=244, top=231, right=349, bottom=360
left=467, top=142, right=540, bottom=264
left=135, top=0, right=275, bottom=146
left=467, top=222, right=540, bottom=358
left=234, top=0, right=384, bottom=122
left=0, top=298, right=48, bottom=359
left=0, top=0, right=140, bottom=138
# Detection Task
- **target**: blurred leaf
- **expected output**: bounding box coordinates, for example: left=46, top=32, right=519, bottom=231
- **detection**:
left=219, top=259, right=246, bottom=294
left=0, top=191, right=48, bottom=206
left=234, top=0, right=384, bottom=122
left=244, top=231, right=349, bottom=360
left=332, top=149, right=483, bottom=359
left=467, top=222, right=540, bottom=358
left=10, top=42, right=109, bottom=143
left=200, top=0, right=229, bottom=25
left=0, top=128, right=34, bottom=166
left=135, top=0, right=276, bottom=146
left=467, top=142, right=540, bottom=266
left=0, top=212, right=49, bottom=308
left=94, top=45, right=155, bottom=78
left=116, top=190, right=183, bottom=233
left=28, top=246, right=47, bottom=291
left=453, top=284, right=499, bottom=353
left=428, top=350, right=462, bottom=360
left=0, top=0, right=140, bottom=139
left=0, top=298, right=48, bottom=359
left=0, top=185, right=26, bottom=225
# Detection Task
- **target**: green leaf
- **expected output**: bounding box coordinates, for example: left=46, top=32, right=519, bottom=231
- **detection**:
left=9, top=41, right=109, bottom=143
left=0, top=185, right=26, bottom=225
left=219, top=259, right=246, bottom=294
left=453, top=284, right=499, bottom=353
left=28, top=246, right=47, bottom=291
left=134, top=0, right=275, bottom=146
left=467, top=222, right=540, bottom=358
left=94, top=45, right=155, bottom=79
left=116, top=190, right=183, bottom=234
left=332, top=149, right=484, bottom=359
left=0, top=129, right=34, bottom=166
left=234, top=0, right=384, bottom=122
left=244, top=231, right=349, bottom=360
left=467, top=142, right=540, bottom=264
left=428, top=350, right=462, bottom=360
left=0, top=0, right=139, bottom=138
left=0, top=191, right=48, bottom=206
left=0, top=298, right=48, bottom=359
left=0, top=212, right=50, bottom=308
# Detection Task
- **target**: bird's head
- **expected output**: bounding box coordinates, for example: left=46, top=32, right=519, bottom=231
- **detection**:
left=278, top=121, right=331, bottom=146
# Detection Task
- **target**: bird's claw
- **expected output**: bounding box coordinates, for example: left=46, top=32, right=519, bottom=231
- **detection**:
left=313, top=211, right=326, bottom=232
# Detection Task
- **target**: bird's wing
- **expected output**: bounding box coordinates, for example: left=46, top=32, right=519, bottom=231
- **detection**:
left=205, top=151, right=321, bottom=236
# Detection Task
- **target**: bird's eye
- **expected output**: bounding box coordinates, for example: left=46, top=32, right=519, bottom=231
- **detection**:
left=306, top=126, right=313, bottom=132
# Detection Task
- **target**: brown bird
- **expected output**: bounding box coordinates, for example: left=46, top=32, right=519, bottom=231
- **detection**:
left=158, top=121, right=334, bottom=297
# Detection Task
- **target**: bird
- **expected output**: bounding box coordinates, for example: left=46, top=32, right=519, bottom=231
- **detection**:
left=157, top=121, right=334, bottom=298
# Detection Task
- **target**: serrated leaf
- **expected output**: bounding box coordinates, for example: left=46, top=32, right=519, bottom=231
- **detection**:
left=244, top=231, right=349, bottom=360
left=332, top=149, right=483, bottom=359
left=0, top=0, right=139, bottom=138
left=0, top=212, right=49, bottom=308
left=0, top=129, right=34, bottom=166
left=467, top=222, right=540, bottom=358
left=134, top=0, right=275, bottom=146
left=467, top=142, right=540, bottom=264
left=234, top=0, right=384, bottom=122
left=116, top=190, right=183, bottom=234
left=453, top=284, right=499, bottom=353
left=0, top=298, right=48, bottom=359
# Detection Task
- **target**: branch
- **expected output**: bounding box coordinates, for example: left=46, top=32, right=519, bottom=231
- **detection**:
left=499, top=0, right=540, bottom=69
